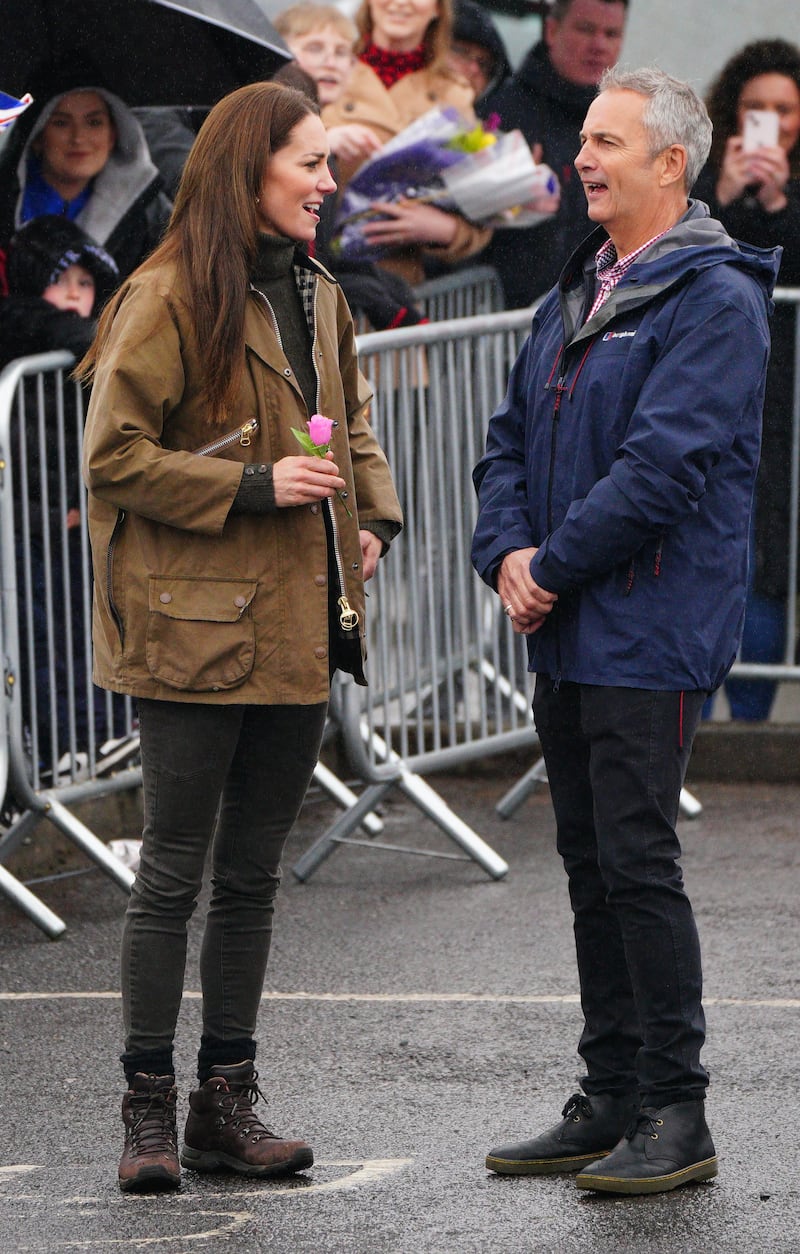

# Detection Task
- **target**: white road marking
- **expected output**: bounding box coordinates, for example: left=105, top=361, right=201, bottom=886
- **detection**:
left=1, top=1160, right=415, bottom=1247
left=0, top=990, right=798, bottom=1008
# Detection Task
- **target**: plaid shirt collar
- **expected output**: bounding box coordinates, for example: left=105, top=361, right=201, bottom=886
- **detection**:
left=586, top=229, right=669, bottom=321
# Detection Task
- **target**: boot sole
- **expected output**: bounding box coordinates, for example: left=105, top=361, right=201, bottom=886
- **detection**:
left=180, top=1145, right=313, bottom=1178
left=486, top=1149, right=611, bottom=1176
left=119, top=1164, right=181, bottom=1193
left=575, top=1155, right=718, bottom=1194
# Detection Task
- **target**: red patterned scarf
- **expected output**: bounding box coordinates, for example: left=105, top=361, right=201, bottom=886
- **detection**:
left=360, top=41, right=426, bottom=88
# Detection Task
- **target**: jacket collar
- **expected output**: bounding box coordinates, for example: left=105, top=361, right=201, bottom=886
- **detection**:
left=556, top=199, right=779, bottom=346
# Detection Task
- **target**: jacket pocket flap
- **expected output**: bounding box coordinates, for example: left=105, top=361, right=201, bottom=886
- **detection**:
left=149, top=577, right=257, bottom=623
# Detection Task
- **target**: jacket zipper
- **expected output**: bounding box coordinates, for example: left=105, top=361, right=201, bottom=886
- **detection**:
left=547, top=376, right=566, bottom=690
left=106, top=509, right=126, bottom=646
left=309, top=279, right=358, bottom=632
left=253, top=281, right=357, bottom=633
left=195, top=417, right=259, bottom=457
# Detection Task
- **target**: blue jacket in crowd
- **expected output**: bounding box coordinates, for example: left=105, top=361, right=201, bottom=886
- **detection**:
left=472, top=201, right=780, bottom=693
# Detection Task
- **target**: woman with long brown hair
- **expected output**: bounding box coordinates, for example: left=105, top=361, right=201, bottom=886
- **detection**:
left=79, top=80, right=402, bottom=1193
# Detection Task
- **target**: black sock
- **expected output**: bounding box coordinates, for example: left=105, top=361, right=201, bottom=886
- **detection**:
left=196, top=1035, right=256, bottom=1085
left=121, top=1048, right=174, bottom=1088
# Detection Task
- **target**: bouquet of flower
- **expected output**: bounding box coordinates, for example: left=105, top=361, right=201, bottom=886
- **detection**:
left=332, top=107, right=559, bottom=261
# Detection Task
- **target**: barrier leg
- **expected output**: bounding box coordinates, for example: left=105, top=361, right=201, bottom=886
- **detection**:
left=496, top=757, right=548, bottom=819
left=292, top=780, right=395, bottom=882
left=679, top=787, right=703, bottom=819
left=394, top=764, right=508, bottom=879
left=0, top=862, right=66, bottom=939
left=40, top=793, right=135, bottom=892
left=312, top=760, right=384, bottom=836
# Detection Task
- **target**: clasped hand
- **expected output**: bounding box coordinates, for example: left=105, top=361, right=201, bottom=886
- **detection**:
left=498, top=547, right=558, bottom=634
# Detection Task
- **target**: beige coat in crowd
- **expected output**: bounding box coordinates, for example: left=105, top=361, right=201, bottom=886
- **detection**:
left=323, top=60, right=492, bottom=284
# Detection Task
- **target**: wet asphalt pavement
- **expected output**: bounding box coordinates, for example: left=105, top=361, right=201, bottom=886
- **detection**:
left=1, top=766, right=799, bottom=1253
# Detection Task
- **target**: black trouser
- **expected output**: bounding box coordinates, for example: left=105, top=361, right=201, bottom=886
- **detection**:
left=533, top=677, right=708, bottom=1106
left=120, top=699, right=327, bottom=1083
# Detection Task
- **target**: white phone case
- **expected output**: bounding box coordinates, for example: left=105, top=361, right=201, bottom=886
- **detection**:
left=742, top=110, right=780, bottom=153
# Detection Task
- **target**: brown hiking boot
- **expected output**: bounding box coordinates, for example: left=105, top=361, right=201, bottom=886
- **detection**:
left=118, top=1073, right=180, bottom=1193
left=180, top=1060, right=313, bottom=1178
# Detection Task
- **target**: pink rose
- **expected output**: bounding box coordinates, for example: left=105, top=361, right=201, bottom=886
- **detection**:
left=308, top=414, right=334, bottom=447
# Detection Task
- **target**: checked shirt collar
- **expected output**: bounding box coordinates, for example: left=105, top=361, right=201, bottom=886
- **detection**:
left=586, top=228, right=669, bottom=322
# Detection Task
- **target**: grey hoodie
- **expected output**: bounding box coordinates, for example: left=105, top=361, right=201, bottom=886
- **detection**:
left=15, top=87, right=164, bottom=248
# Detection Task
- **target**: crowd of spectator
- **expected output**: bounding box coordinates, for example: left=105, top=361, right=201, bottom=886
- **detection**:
left=1, top=0, right=799, bottom=754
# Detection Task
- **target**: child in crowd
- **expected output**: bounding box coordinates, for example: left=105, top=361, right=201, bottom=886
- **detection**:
left=0, top=215, right=125, bottom=769
left=274, top=3, right=428, bottom=329
left=0, top=214, right=118, bottom=367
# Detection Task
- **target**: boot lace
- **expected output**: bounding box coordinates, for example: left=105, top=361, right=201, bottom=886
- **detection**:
left=218, top=1071, right=278, bottom=1143
left=561, top=1093, right=593, bottom=1122
left=128, top=1086, right=177, bottom=1155
left=625, top=1110, right=664, bottom=1142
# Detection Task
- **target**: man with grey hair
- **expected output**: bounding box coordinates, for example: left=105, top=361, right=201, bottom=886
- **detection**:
left=473, top=67, right=779, bottom=1195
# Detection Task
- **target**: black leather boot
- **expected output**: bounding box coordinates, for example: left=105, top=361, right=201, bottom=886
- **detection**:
left=575, top=1099, right=717, bottom=1194
left=486, top=1090, right=640, bottom=1175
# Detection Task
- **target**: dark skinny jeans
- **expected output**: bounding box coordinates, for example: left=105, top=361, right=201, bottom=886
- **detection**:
left=533, top=677, right=708, bottom=1106
left=121, top=698, right=327, bottom=1078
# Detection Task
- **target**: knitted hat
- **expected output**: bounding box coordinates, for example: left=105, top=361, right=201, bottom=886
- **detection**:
left=6, top=214, right=119, bottom=306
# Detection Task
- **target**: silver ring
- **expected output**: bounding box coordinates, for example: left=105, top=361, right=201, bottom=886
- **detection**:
left=504, top=603, right=514, bottom=615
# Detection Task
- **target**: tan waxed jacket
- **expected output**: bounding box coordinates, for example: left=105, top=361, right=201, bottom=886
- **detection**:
left=323, top=60, right=491, bottom=285
left=82, top=252, right=403, bottom=706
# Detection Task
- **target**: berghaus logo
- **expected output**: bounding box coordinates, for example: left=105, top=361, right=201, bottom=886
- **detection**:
left=603, top=330, right=637, bottom=341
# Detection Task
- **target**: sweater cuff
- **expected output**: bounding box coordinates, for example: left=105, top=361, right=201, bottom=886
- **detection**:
left=229, top=463, right=276, bottom=515
left=361, top=518, right=402, bottom=554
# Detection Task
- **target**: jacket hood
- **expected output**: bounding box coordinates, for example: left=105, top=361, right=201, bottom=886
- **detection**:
left=15, top=87, right=161, bottom=246
left=559, top=199, right=781, bottom=345
left=6, top=213, right=118, bottom=303
left=514, top=41, right=597, bottom=121
left=452, top=0, right=512, bottom=101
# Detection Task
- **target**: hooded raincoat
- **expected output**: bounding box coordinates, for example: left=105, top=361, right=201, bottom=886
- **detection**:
left=472, top=202, right=780, bottom=693
left=0, top=87, right=172, bottom=284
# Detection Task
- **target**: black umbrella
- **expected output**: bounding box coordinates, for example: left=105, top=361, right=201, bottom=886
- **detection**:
left=2, top=0, right=292, bottom=109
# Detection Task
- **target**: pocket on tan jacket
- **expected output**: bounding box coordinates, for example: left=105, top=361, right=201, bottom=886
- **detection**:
left=145, top=577, right=257, bottom=691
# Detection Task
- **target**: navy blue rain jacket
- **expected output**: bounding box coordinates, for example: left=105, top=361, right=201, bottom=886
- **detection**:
left=472, top=202, right=780, bottom=692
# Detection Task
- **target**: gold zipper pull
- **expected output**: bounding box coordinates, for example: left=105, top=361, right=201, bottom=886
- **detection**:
left=338, top=596, right=359, bottom=631
left=240, top=419, right=257, bottom=447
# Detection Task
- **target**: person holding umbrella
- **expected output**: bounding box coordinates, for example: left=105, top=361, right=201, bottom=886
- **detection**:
left=78, top=80, right=402, bottom=1193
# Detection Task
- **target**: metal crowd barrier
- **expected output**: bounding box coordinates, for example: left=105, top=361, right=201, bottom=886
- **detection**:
left=413, top=264, right=505, bottom=321
left=4, top=287, right=798, bottom=916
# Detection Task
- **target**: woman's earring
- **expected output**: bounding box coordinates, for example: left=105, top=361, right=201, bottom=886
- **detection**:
left=255, top=196, right=260, bottom=205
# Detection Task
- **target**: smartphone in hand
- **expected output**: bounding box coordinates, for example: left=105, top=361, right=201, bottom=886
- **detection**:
left=742, top=109, right=780, bottom=153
